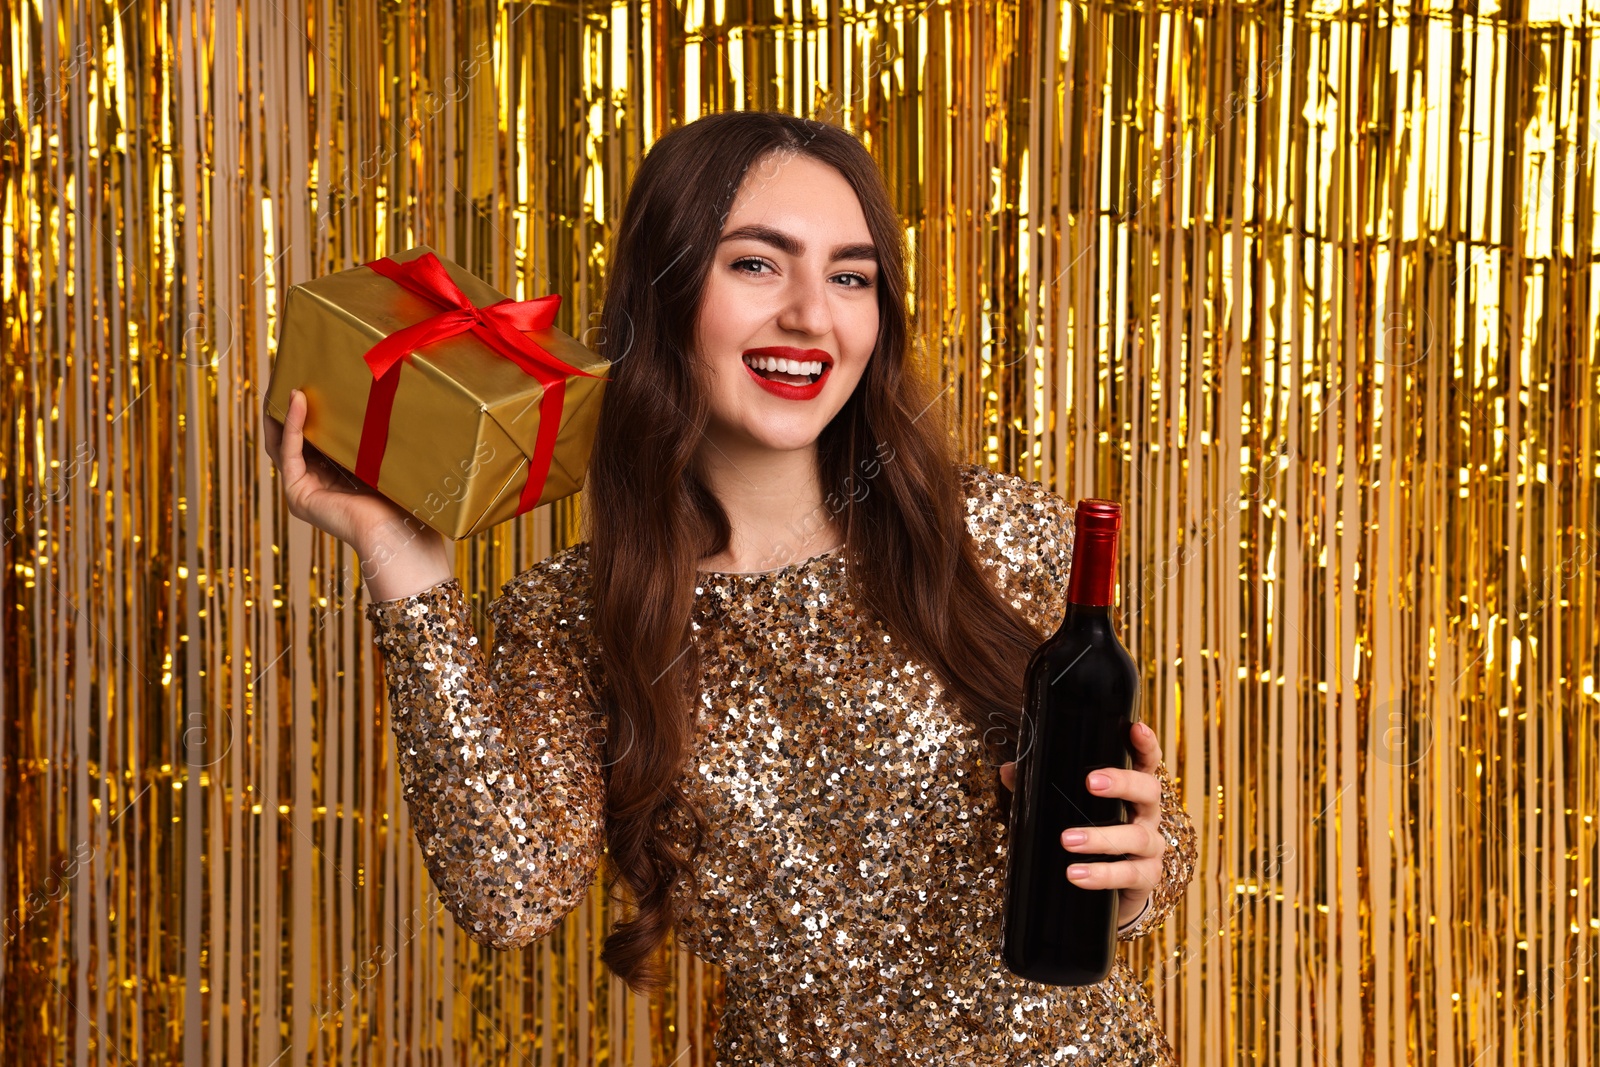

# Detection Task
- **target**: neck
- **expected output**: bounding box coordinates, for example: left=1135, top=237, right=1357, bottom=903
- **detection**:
left=695, top=440, right=839, bottom=572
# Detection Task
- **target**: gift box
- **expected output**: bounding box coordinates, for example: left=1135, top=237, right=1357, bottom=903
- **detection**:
left=263, top=245, right=609, bottom=539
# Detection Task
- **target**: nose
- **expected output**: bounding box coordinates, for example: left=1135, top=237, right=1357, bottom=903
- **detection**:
left=774, top=265, right=834, bottom=339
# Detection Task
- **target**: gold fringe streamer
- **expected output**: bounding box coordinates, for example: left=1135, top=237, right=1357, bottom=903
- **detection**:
left=1, top=0, right=1595, bottom=1064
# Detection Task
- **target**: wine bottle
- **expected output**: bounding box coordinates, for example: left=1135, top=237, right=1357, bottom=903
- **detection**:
left=1000, top=498, right=1139, bottom=985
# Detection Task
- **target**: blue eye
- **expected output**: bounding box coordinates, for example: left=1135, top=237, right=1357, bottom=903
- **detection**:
left=730, top=257, right=875, bottom=289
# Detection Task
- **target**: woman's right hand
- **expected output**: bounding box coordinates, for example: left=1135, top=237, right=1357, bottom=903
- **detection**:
left=263, top=388, right=453, bottom=599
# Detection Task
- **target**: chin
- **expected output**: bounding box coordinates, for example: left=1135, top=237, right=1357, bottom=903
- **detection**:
left=741, top=423, right=828, bottom=453
left=711, top=381, right=858, bottom=452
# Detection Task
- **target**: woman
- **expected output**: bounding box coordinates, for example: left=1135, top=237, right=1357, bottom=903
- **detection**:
left=264, top=110, right=1197, bottom=1063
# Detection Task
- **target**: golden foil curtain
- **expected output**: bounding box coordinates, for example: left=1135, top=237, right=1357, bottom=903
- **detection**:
left=2, top=0, right=1596, bottom=1063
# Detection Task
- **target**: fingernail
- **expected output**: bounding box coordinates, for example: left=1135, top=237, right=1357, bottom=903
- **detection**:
left=1088, top=773, right=1110, bottom=790
left=1067, top=865, right=1090, bottom=881
left=1062, top=830, right=1087, bottom=846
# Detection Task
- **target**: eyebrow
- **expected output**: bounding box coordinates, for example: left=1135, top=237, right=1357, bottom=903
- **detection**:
left=718, top=224, right=878, bottom=263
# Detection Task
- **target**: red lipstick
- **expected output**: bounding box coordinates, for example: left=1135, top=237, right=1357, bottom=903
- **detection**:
left=741, top=347, right=833, bottom=401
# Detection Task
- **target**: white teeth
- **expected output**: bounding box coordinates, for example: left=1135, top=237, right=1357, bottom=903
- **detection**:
left=744, top=355, right=826, bottom=376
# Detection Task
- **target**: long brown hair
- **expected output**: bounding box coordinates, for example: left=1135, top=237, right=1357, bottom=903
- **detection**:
left=584, top=110, right=1047, bottom=993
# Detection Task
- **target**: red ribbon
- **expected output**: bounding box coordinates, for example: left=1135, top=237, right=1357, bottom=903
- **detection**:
left=352, top=252, right=603, bottom=518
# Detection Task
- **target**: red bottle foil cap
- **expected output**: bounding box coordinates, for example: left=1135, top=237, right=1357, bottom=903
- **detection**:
left=1066, top=498, right=1121, bottom=607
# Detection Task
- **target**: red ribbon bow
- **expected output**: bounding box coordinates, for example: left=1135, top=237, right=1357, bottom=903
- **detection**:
left=353, top=251, right=603, bottom=519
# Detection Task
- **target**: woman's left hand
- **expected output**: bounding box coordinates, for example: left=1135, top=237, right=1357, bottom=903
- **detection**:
left=999, top=721, right=1167, bottom=928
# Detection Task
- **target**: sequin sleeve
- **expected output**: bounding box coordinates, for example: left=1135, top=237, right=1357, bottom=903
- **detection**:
left=959, top=463, right=1199, bottom=944
left=959, top=463, right=1077, bottom=630
left=363, top=569, right=607, bottom=949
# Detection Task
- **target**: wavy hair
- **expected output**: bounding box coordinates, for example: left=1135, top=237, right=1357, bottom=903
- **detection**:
left=584, top=110, right=1047, bottom=993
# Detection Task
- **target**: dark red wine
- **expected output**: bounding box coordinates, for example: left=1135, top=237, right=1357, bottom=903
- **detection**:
left=1001, top=498, right=1139, bottom=985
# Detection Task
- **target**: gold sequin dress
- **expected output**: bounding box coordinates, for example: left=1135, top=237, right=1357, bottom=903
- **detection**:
left=365, top=463, right=1198, bottom=1064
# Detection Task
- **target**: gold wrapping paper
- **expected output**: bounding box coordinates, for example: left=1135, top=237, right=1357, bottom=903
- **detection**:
left=263, top=244, right=609, bottom=540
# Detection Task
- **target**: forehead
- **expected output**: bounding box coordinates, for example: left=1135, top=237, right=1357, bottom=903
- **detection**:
left=723, top=152, right=868, bottom=232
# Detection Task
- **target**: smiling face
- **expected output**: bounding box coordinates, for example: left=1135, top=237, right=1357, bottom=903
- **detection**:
left=691, top=150, right=880, bottom=459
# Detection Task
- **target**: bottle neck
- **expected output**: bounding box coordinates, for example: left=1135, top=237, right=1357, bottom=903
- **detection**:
left=1066, top=528, right=1118, bottom=608
left=1056, top=601, right=1115, bottom=638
